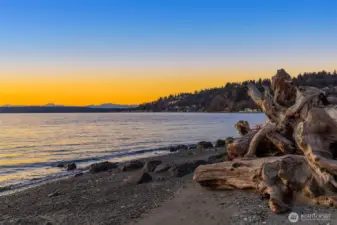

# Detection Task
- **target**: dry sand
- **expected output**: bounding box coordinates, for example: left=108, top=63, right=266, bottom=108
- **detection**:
left=129, top=179, right=336, bottom=225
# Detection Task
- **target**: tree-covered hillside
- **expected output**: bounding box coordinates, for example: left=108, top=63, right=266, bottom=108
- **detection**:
left=136, top=70, right=337, bottom=112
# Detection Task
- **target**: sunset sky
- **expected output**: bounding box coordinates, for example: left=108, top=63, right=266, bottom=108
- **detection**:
left=0, top=0, right=336, bottom=105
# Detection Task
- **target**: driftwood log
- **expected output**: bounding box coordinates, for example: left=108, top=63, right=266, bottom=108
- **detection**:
left=194, top=69, right=337, bottom=213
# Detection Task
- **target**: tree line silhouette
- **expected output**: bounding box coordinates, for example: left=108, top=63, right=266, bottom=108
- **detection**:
left=137, top=70, right=337, bottom=112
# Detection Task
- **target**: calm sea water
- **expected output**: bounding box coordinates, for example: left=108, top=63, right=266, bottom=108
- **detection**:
left=0, top=113, right=265, bottom=189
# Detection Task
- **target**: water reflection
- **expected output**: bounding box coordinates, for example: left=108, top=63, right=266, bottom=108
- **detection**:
left=0, top=113, right=265, bottom=188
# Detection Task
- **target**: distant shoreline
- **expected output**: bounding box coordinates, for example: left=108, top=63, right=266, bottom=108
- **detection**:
left=0, top=106, right=262, bottom=114
left=0, top=106, right=134, bottom=113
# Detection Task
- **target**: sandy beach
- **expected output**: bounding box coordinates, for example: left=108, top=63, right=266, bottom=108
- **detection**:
left=0, top=146, right=336, bottom=225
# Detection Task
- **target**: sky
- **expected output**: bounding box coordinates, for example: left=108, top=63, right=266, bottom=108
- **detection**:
left=0, top=0, right=336, bottom=106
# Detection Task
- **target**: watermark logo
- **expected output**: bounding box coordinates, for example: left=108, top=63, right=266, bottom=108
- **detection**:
left=288, top=212, right=299, bottom=223
left=288, top=212, right=331, bottom=223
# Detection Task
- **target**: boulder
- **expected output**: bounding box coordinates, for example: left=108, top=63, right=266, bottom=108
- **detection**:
left=120, top=160, right=144, bottom=172
left=215, top=139, right=226, bottom=147
left=65, top=163, right=77, bottom=171
left=169, top=146, right=179, bottom=152
left=207, top=152, right=227, bottom=164
left=154, top=163, right=172, bottom=173
left=169, top=160, right=207, bottom=177
left=197, top=141, right=213, bottom=149
left=0, top=186, right=10, bottom=192
left=225, top=137, right=235, bottom=144
left=207, top=155, right=218, bottom=164
left=177, top=144, right=188, bottom=150
left=56, top=163, right=64, bottom=168
left=188, top=144, right=197, bottom=149
left=143, top=160, right=162, bottom=172
left=170, top=144, right=188, bottom=152
left=89, top=161, right=118, bottom=173
left=126, top=171, right=152, bottom=184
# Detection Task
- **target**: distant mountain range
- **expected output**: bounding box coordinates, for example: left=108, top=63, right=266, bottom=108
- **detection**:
left=87, top=104, right=138, bottom=109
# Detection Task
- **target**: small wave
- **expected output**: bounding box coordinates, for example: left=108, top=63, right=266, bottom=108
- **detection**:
left=0, top=142, right=102, bottom=152
left=0, top=146, right=172, bottom=169
left=0, top=147, right=177, bottom=195
left=0, top=170, right=76, bottom=196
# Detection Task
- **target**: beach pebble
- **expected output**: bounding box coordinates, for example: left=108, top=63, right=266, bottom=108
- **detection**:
left=197, top=141, right=213, bottom=149
left=187, top=151, right=195, bottom=156
left=143, top=160, right=162, bottom=172
left=48, top=192, right=60, bottom=198
left=155, top=176, right=166, bottom=181
left=74, top=172, right=83, bottom=177
left=154, top=163, right=172, bottom=173
left=66, top=163, right=77, bottom=171
left=120, top=160, right=144, bottom=172
left=89, top=161, right=118, bottom=173
left=126, top=171, right=152, bottom=184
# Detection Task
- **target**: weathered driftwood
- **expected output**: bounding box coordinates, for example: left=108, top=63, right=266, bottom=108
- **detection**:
left=194, top=69, right=337, bottom=213
left=234, top=120, right=251, bottom=136
left=194, top=155, right=337, bottom=213
left=229, top=119, right=295, bottom=160
left=227, top=130, right=257, bottom=160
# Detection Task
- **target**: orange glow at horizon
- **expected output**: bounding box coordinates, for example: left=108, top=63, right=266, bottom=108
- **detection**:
left=0, top=66, right=335, bottom=106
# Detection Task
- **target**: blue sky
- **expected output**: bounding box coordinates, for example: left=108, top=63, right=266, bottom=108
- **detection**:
left=1, top=0, right=336, bottom=59
left=0, top=0, right=336, bottom=105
